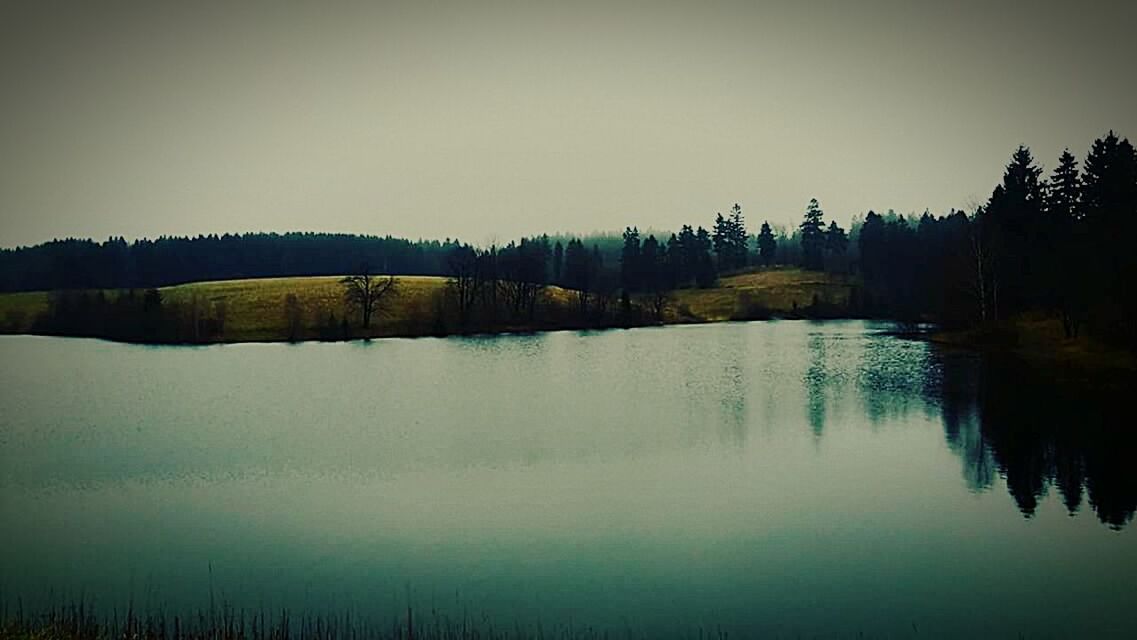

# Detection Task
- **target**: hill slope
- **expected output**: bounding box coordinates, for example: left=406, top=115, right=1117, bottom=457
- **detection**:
left=0, top=269, right=858, bottom=343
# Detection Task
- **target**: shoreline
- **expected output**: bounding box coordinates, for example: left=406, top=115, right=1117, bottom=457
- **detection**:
left=925, top=319, right=1136, bottom=389
left=0, top=310, right=875, bottom=347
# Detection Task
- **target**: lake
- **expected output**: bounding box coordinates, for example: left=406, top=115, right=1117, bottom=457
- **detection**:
left=1, top=321, right=1135, bottom=637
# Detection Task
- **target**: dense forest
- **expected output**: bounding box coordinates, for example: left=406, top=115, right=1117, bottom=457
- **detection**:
left=5, top=130, right=1135, bottom=347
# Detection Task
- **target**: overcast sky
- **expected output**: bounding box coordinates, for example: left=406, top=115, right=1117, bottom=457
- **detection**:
left=1, top=0, right=1134, bottom=249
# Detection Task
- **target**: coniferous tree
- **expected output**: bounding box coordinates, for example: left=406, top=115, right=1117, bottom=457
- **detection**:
left=757, top=221, right=777, bottom=267
left=727, top=203, right=748, bottom=269
left=984, top=145, right=1045, bottom=314
left=799, top=199, right=826, bottom=270
left=552, top=241, right=564, bottom=284
left=563, top=239, right=594, bottom=315
left=1081, top=131, right=1137, bottom=344
left=677, top=225, right=699, bottom=285
left=712, top=213, right=730, bottom=270
left=640, top=235, right=668, bottom=319
left=858, top=211, right=885, bottom=282
left=1046, top=149, right=1082, bottom=223
left=1043, top=149, right=1085, bottom=336
left=694, top=226, right=716, bottom=288
left=664, top=233, right=683, bottom=289
left=620, top=227, right=642, bottom=293
left=825, top=221, right=848, bottom=256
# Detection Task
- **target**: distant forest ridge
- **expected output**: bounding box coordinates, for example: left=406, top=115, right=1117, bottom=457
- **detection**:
left=0, top=219, right=849, bottom=292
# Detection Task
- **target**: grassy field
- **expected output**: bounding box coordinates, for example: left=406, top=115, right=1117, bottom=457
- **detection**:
left=0, top=268, right=856, bottom=343
left=666, top=268, right=858, bottom=322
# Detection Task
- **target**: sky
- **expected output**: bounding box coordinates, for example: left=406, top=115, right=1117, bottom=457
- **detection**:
left=1, top=0, right=1135, bottom=249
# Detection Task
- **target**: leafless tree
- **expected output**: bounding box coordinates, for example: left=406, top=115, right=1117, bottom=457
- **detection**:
left=967, top=218, right=1000, bottom=324
left=341, top=268, right=397, bottom=329
left=447, top=246, right=481, bottom=325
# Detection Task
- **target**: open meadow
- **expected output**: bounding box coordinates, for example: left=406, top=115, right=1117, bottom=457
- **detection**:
left=0, top=268, right=858, bottom=343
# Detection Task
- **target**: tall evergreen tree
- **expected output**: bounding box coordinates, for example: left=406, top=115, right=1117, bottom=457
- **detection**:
left=712, top=213, right=730, bottom=270
left=757, top=221, right=777, bottom=267
left=858, top=211, right=885, bottom=282
left=985, top=145, right=1045, bottom=313
left=664, top=233, right=683, bottom=289
left=620, top=227, right=642, bottom=292
left=799, top=198, right=826, bottom=270
left=1046, top=149, right=1082, bottom=222
left=1081, top=131, right=1137, bottom=344
left=694, top=226, right=716, bottom=288
left=728, top=203, right=748, bottom=269
left=677, top=225, right=699, bottom=284
left=825, top=220, right=848, bottom=266
left=552, top=240, right=564, bottom=284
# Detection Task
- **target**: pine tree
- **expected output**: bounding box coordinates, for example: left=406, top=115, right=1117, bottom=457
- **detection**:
left=552, top=241, right=564, bottom=284
left=712, top=213, right=730, bottom=270
left=620, top=227, right=641, bottom=292
left=677, top=225, right=698, bottom=284
left=665, top=233, right=683, bottom=289
left=728, top=203, right=748, bottom=269
left=640, top=235, right=661, bottom=290
left=1081, top=131, right=1137, bottom=343
left=1046, top=149, right=1081, bottom=222
left=799, top=198, right=826, bottom=270
left=757, top=221, right=777, bottom=267
left=985, top=145, right=1045, bottom=312
left=826, top=221, right=848, bottom=256
left=694, top=226, right=716, bottom=287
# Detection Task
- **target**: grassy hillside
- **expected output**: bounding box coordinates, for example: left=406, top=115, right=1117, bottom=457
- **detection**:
left=0, top=268, right=857, bottom=343
left=667, top=268, right=859, bottom=323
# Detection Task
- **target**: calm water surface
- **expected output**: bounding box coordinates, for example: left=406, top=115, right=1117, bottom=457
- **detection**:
left=1, top=321, right=1135, bottom=637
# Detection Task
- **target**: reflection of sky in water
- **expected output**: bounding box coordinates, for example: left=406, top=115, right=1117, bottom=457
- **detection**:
left=1, top=322, right=1134, bottom=637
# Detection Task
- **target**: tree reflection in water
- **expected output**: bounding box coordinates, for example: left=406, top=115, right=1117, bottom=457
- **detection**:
left=933, top=350, right=1136, bottom=530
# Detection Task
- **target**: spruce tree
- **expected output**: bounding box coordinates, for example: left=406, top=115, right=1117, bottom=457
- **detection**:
left=757, top=221, right=777, bottom=267
left=799, top=198, right=826, bottom=270
left=712, top=213, right=730, bottom=270
left=694, top=226, right=716, bottom=287
left=552, top=241, right=564, bottom=284
left=620, top=227, right=641, bottom=292
left=1046, top=149, right=1081, bottom=223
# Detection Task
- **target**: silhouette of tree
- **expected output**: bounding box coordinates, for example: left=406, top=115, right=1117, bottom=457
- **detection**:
left=563, top=238, right=597, bottom=316
left=1081, top=131, right=1137, bottom=345
left=340, top=267, right=397, bottom=329
left=825, top=220, right=848, bottom=272
left=446, top=245, right=481, bottom=325
left=799, top=198, right=826, bottom=270
left=712, top=204, right=748, bottom=271
left=1043, top=149, right=1086, bottom=337
left=694, top=226, right=716, bottom=288
left=552, top=240, right=564, bottom=284
left=757, top=221, right=777, bottom=267
left=640, top=235, right=668, bottom=320
left=620, top=227, right=641, bottom=292
left=984, top=145, right=1045, bottom=315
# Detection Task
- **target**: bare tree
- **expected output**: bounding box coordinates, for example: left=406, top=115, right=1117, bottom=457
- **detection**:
left=341, top=268, right=397, bottom=329
left=446, top=245, right=481, bottom=325
left=966, top=215, right=1002, bottom=325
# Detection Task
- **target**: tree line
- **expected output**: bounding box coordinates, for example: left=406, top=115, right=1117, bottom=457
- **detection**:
left=0, top=232, right=461, bottom=292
